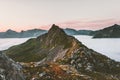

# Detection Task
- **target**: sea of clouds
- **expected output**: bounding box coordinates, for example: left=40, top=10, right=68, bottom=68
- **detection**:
left=0, top=36, right=120, bottom=61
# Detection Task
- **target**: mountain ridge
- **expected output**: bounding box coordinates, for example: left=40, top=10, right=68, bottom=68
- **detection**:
left=1, top=24, right=120, bottom=38
left=0, top=28, right=47, bottom=38
left=0, top=27, right=93, bottom=38
left=93, top=24, right=120, bottom=38
left=4, top=24, right=120, bottom=80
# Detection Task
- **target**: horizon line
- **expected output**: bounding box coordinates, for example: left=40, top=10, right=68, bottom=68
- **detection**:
left=0, top=19, right=120, bottom=32
left=0, top=23, right=120, bottom=33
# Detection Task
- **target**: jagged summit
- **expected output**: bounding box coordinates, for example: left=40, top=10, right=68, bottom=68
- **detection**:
left=37, top=24, right=74, bottom=49
left=49, top=24, right=62, bottom=32
left=49, top=24, right=60, bottom=31
left=48, top=24, right=67, bottom=36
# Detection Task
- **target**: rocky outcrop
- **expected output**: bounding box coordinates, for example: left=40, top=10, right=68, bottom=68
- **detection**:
left=5, top=24, right=120, bottom=80
left=0, top=51, right=25, bottom=80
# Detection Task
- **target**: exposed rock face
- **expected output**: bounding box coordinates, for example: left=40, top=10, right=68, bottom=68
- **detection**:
left=5, top=24, right=120, bottom=80
left=0, top=51, right=25, bottom=80
left=93, top=24, right=120, bottom=38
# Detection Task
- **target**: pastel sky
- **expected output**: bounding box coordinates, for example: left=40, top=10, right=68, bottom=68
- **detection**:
left=0, top=0, right=120, bottom=32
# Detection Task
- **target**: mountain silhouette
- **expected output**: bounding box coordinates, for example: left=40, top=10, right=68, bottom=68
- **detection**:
left=0, top=29, right=47, bottom=38
left=93, top=24, right=120, bottom=38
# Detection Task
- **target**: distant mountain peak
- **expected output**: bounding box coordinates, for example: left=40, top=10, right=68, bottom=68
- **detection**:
left=113, top=24, right=119, bottom=26
left=6, top=29, right=18, bottom=34
left=112, top=24, right=120, bottom=29
left=93, top=24, right=120, bottom=38
left=6, top=29, right=15, bottom=32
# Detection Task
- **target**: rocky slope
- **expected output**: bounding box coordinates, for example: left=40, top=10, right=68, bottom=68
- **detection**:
left=0, top=51, right=25, bottom=80
left=93, top=24, right=120, bottom=38
left=5, top=24, right=120, bottom=80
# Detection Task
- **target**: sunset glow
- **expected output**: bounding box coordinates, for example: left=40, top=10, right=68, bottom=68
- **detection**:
left=0, top=0, right=120, bottom=32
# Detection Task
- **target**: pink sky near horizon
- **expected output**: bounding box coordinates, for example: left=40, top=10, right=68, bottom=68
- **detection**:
left=57, top=19, right=120, bottom=30
left=1, top=19, right=120, bottom=32
left=0, top=0, right=120, bottom=32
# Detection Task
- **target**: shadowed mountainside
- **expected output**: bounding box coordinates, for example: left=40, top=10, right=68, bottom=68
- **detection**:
left=93, top=24, right=120, bottom=38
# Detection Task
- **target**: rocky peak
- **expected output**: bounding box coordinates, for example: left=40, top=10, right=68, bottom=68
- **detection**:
left=48, top=24, right=59, bottom=31
left=47, top=24, right=67, bottom=37
left=37, top=24, right=74, bottom=49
